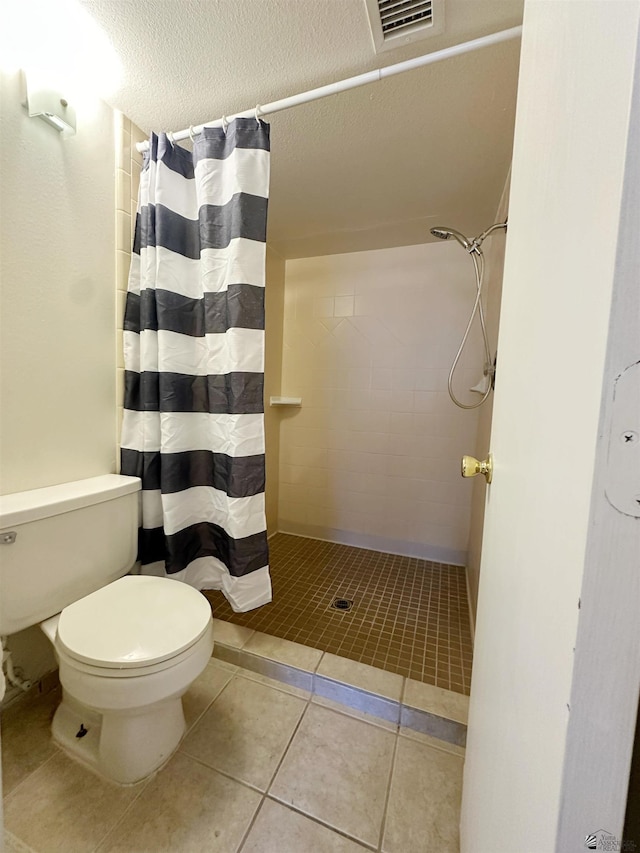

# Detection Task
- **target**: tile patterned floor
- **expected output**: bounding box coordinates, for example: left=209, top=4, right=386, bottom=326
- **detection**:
left=2, top=659, right=463, bottom=853
left=206, top=533, right=473, bottom=695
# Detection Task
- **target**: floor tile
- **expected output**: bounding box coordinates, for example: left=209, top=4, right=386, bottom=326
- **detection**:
left=382, top=736, right=463, bottom=853
left=3, top=751, right=143, bottom=853
left=317, top=653, right=403, bottom=701
left=403, top=679, right=469, bottom=723
left=1, top=687, right=60, bottom=795
left=242, top=799, right=370, bottom=853
left=181, top=676, right=306, bottom=791
left=3, top=829, right=36, bottom=852
left=211, top=618, right=255, bottom=649
left=270, top=702, right=395, bottom=847
left=182, top=659, right=236, bottom=730
left=243, top=631, right=323, bottom=672
left=97, top=752, right=261, bottom=853
left=207, top=533, right=473, bottom=695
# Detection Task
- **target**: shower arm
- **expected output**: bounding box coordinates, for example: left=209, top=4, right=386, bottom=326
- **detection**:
left=468, top=220, right=508, bottom=254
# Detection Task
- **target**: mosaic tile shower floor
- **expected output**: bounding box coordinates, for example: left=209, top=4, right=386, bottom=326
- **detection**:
left=205, top=533, right=473, bottom=696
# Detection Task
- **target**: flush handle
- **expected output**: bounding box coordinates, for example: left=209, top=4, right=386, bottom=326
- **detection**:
left=461, top=454, right=493, bottom=484
left=1, top=531, right=17, bottom=544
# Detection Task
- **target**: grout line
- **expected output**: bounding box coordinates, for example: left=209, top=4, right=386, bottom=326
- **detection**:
left=264, top=794, right=379, bottom=851
left=264, top=688, right=314, bottom=793
left=2, top=748, right=60, bottom=805
left=235, top=795, right=268, bottom=853
left=2, top=829, right=37, bottom=853
left=236, top=686, right=315, bottom=852
left=90, top=761, right=156, bottom=852
left=177, top=750, right=265, bottom=797
left=377, top=723, right=401, bottom=853
left=182, top=668, right=236, bottom=737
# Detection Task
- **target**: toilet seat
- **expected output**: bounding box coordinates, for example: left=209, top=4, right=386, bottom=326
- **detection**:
left=56, top=575, right=212, bottom=673
left=56, top=626, right=214, bottom=679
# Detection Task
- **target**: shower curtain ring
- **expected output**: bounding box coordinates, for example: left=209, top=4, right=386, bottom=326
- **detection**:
left=189, top=125, right=196, bottom=143
left=221, top=115, right=229, bottom=134
left=167, top=131, right=175, bottom=148
left=254, top=105, right=262, bottom=126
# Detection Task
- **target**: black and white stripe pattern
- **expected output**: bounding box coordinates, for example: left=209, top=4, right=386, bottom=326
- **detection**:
left=120, top=122, right=271, bottom=612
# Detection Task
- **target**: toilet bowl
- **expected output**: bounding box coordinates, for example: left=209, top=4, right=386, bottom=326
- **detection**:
left=0, top=474, right=214, bottom=785
left=41, top=575, right=214, bottom=784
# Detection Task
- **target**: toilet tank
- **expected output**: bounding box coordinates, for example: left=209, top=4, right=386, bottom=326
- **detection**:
left=0, top=475, right=141, bottom=636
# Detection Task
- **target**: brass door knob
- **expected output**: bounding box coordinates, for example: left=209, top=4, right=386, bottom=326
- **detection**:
left=461, top=453, right=493, bottom=483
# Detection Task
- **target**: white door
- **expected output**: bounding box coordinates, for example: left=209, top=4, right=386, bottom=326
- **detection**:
left=459, top=3, right=640, bottom=852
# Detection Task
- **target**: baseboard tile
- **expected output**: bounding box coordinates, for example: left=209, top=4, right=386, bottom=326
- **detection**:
left=277, top=522, right=467, bottom=567
left=212, top=640, right=467, bottom=748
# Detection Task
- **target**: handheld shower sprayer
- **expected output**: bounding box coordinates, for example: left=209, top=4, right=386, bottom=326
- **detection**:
left=429, top=219, right=508, bottom=409
left=429, top=219, right=507, bottom=255
left=429, top=227, right=473, bottom=250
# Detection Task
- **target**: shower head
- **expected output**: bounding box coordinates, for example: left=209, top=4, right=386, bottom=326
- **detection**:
left=430, top=220, right=508, bottom=253
left=429, top=226, right=473, bottom=250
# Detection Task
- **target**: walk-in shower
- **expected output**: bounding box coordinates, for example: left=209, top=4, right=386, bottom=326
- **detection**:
left=431, top=220, right=508, bottom=409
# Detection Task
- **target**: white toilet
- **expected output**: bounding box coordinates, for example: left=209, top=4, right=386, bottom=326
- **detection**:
left=0, top=474, right=214, bottom=784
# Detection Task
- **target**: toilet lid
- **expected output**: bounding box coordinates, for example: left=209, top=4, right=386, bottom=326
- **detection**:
left=56, top=575, right=212, bottom=669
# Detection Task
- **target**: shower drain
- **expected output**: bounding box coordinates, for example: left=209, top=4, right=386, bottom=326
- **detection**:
left=330, top=598, right=354, bottom=612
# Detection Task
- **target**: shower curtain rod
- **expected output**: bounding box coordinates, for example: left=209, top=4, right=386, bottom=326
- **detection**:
left=136, top=25, right=522, bottom=152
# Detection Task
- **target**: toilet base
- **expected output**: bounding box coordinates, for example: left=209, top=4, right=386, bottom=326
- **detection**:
left=52, top=690, right=186, bottom=784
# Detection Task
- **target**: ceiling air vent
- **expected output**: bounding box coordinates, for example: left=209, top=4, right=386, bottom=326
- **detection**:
left=365, top=0, right=445, bottom=53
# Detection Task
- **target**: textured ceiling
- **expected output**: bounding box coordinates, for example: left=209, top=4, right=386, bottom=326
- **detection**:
left=81, top=0, right=523, bottom=258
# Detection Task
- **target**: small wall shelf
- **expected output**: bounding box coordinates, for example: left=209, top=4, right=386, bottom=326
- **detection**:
left=270, top=396, right=302, bottom=407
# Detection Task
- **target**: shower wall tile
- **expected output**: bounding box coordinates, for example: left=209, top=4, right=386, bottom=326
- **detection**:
left=264, top=247, right=286, bottom=534
left=115, top=250, right=130, bottom=292
left=116, top=406, right=124, bottom=441
left=115, top=368, right=125, bottom=408
left=115, top=131, right=131, bottom=172
left=116, top=330, right=124, bottom=369
left=114, top=112, right=146, bottom=465
left=278, top=243, right=483, bottom=564
left=115, top=169, right=131, bottom=208
left=115, top=210, right=131, bottom=253
left=116, top=290, right=126, bottom=328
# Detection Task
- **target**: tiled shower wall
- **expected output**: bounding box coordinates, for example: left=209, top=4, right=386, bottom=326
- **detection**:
left=114, top=111, right=146, bottom=455
left=278, top=243, right=483, bottom=565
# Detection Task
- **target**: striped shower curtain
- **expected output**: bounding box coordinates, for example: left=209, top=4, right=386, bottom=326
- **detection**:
left=120, top=120, right=272, bottom=612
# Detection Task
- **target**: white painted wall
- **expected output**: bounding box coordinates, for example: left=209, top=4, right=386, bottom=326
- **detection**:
left=279, top=243, right=485, bottom=564
left=0, top=70, right=116, bottom=494
left=556, top=25, right=640, bottom=844
left=460, top=2, right=640, bottom=850
left=465, top=172, right=510, bottom=619
left=0, top=69, right=116, bottom=690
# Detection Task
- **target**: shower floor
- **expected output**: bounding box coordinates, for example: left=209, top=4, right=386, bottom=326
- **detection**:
left=205, top=533, right=473, bottom=696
